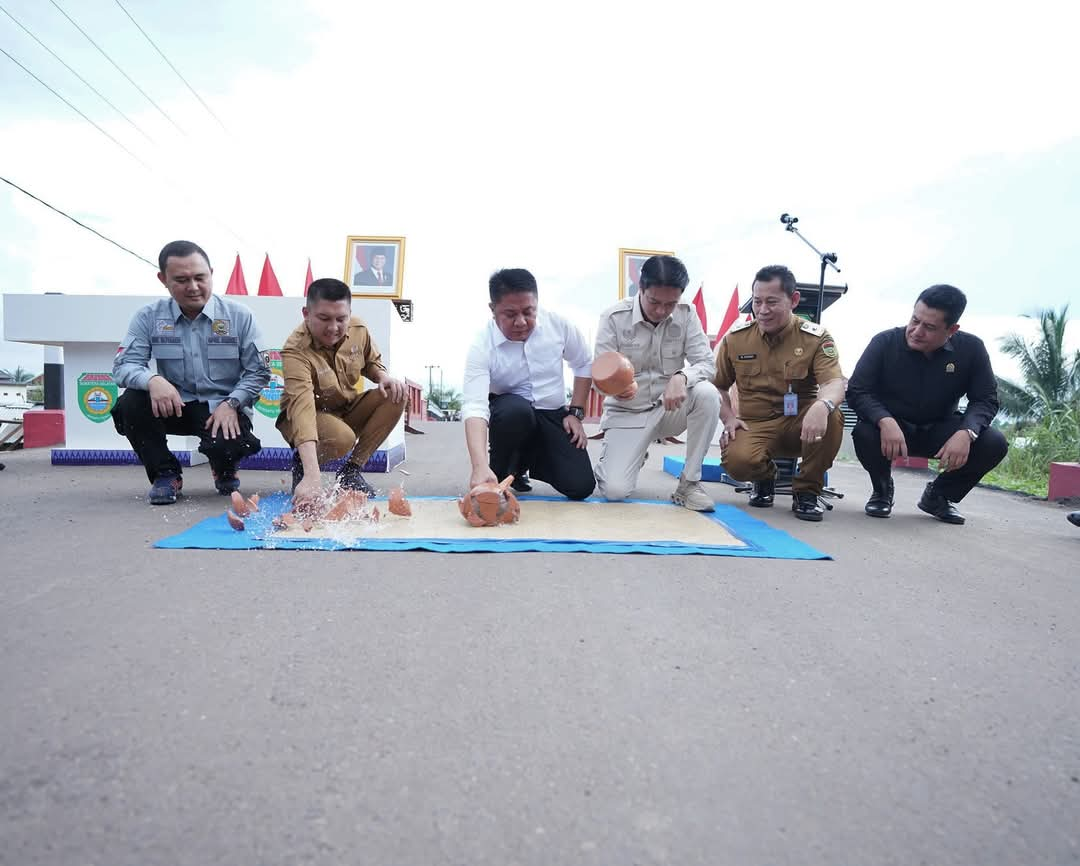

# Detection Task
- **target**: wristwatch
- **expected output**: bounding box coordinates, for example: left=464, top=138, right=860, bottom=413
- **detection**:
left=818, top=398, right=836, bottom=412
left=567, top=405, right=585, bottom=420
left=966, top=428, right=979, bottom=441
left=225, top=397, right=242, bottom=411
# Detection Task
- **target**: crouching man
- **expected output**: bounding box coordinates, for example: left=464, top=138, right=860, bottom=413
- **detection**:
left=112, top=240, right=269, bottom=504
left=277, top=278, right=406, bottom=505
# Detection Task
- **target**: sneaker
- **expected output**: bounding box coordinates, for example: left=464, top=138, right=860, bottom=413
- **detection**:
left=336, top=461, right=377, bottom=496
left=672, top=476, right=715, bottom=512
left=211, top=465, right=240, bottom=495
left=148, top=472, right=183, bottom=505
left=510, top=473, right=533, bottom=493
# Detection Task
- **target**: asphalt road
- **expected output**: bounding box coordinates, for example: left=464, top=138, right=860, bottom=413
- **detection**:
left=1, top=422, right=1077, bottom=865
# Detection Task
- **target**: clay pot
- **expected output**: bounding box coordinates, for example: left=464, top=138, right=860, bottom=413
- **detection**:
left=459, top=475, right=521, bottom=527
left=592, top=351, right=638, bottom=399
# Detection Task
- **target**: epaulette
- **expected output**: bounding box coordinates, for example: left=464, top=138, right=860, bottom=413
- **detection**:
left=799, top=319, right=825, bottom=336
left=727, top=319, right=754, bottom=333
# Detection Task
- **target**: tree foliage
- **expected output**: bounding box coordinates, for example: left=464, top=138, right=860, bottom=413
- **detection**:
left=996, top=305, right=1080, bottom=424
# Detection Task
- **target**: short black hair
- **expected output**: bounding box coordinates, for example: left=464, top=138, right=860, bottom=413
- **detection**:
left=639, top=255, right=689, bottom=292
left=752, top=265, right=797, bottom=297
left=489, top=268, right=538, bottom=303
left=307, top=278, right=353, bottom=306
left=916, top=284, right=967, bottom=326
left=158, top=240, right=210, bottom=274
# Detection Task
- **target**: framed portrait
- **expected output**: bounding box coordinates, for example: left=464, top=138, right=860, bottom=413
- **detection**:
left=344, top=236, right=406, bottom=299
left=618, top=247, right=674, bottom=299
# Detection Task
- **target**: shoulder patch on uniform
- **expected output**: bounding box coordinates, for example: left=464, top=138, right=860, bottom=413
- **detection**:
left=799, top=319, right=825, bottom=336
left=728, top=319, right=754, bottom=333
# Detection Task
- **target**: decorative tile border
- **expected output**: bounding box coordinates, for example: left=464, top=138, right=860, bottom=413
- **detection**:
left=51, top=442, right=406, bottom=473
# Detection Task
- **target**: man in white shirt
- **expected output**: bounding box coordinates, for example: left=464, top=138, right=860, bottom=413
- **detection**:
left=594, top=255, right=719, bottom=511
left=462, top=268, right=596, bottom=500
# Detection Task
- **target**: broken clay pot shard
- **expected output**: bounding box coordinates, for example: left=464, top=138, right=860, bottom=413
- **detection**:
left=459, top=475, right=521, bottom=527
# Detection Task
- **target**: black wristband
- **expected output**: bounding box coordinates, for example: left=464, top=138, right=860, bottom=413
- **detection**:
left=567, top=406, right=585, bottom=420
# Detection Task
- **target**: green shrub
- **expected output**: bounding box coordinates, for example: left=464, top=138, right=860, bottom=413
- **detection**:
left=984, top=404, right=1080, bottom=497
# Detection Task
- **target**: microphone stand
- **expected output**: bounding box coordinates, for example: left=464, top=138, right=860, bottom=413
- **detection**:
left=781, top=216, right=840, bottom=324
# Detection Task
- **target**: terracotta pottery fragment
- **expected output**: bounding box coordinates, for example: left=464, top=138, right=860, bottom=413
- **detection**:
left=388, top=486, right=412, bottom=517
left=591, top=351, right=638, bottom=399
left=459, top=475, right=521, bottom=527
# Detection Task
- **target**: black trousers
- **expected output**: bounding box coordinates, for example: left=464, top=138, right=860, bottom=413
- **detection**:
left=852, top=413, right=1008, bottom=501
left=112, top=389, right=262, bottom=483
left=488, top=393, right=595, bottom=500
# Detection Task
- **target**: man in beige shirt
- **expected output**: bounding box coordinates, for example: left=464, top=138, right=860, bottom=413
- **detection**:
left=594, top=255, right=719, bottom=510
left=277, top=278, right=406, bottom=503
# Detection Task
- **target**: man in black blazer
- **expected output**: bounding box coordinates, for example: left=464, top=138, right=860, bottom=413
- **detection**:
left=846, top=284, right=1008, bottom=525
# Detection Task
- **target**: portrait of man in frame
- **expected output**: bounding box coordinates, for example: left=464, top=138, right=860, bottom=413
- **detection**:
left=344, top=236, right=406, bottom=299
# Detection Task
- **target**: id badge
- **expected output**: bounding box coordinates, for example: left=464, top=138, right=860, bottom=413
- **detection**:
left=783, top=391, right=798, bottom=416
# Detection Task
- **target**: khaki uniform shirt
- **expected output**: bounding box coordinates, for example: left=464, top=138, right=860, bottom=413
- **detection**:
left=278, top=317, right=387, bottom=445
left=595, top=297, right=715, bottom=429
left=714, top=315, right=843, bottom=422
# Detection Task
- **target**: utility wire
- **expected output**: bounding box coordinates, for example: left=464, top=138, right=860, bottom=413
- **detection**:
left=1, top=45, right=254, bottom=248
left=0, top=1, right=156, bottom=144
left=47, top=0, right=185, bottom=137
left=0, top=44, right=153, bottom=171
left=0, top=174, right=155, bottom=268
left=112, top=0, right=227, bottom=132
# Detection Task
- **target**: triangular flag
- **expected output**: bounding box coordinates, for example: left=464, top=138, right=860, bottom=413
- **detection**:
left=718, top=284, right=740, bottom=337
left=224, top=254, right=247, bottom=295
left=691, top=284, right=707, bottom=334
left=303, top=259, right=313, bottom=296
left=257, top=254, right=283, bottom=296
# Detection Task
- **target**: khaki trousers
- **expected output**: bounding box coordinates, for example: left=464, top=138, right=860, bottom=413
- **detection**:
left=595, top=381, right=720, bottom=501
left=721, top=405, right=843, bottom=495
left=278, top=389, right=404, bottom=466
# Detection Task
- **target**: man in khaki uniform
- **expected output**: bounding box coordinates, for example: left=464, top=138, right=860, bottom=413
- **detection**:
left=594, top=255, right=719, bottom=510
left=277, top=278, right=406, bottom=503
left=714, top=265, right=846, bottom=521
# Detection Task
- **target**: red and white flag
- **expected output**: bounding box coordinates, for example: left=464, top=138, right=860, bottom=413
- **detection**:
left=717, top=284, right=740, bottom=337
left=257, top=254, right=283, bottom=296
left=690, top=284, right=708, bottom=334
left=303, top=259, right=313, bottom=296
left=224, top=254, right=247, bottom=296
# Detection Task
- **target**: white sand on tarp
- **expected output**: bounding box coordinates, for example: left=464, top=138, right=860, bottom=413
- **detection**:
left=271, top=498, right=747, bottom=547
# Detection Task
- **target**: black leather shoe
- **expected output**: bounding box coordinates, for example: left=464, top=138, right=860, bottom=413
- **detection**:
left=792, top=491, right=825, bottom=522
left=864, top=477, right=895, bottom=518
left=918, top=482, right=965, bottom=525
left=748, top=479, right=775, bottom=508
left=1067, top=511, right=1080, bottom=527
left=510, top=473, right=533, bottom=493
left=336, top=461, right=377, bottom=496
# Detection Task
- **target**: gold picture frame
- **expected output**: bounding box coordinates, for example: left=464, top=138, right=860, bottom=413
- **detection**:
left=618, top=247, right=674, bottom=299
left=344, top=235, right=406, bottom=299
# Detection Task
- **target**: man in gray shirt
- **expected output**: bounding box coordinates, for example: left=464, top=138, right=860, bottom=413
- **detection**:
left=112, top=240, right=270, bottom=504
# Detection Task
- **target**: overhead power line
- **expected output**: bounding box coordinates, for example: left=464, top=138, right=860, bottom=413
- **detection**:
left=0, top=44, right=254, bottom=249
left=0, top=44, right=152, bottom=171
left=113, top=0, right=228, bottom=132
left=47, top=0, right=186, bottom=136
left=0, top=1, right=156, bottom=144
left=0, top=174, right=155, bottom=268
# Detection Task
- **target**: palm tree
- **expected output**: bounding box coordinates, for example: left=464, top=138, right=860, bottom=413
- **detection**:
left=997, top=305, right=1080, bottom=423
left=0, top=366, right=36, bottom=384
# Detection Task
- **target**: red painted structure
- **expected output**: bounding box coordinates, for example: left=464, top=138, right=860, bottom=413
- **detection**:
left=1048, top=462, right=1080, bottom=501
left=22, top=409, right=65, bottom=448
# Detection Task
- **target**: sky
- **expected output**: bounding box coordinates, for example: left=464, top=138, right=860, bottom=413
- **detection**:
left=2, top=0, right=1078, bottom=390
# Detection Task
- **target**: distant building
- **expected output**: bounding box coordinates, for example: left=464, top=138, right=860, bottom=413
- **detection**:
left=0, top=374, right=29, bottom=404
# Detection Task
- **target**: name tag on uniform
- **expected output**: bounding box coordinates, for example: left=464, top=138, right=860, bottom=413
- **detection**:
left=737, top=353, right=757, bottom=361
left=783, top=391, right=798, bottom=416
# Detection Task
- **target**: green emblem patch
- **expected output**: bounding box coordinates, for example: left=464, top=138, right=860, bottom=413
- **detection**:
left=821, top=339, right=838, bottom=359
left=256, top=350, right=284, bottom=418
left=78, top=373, right=118, bottom=423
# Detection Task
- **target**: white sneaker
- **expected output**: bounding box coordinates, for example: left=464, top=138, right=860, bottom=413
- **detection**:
left=672, top=476, right=714, bottom=512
